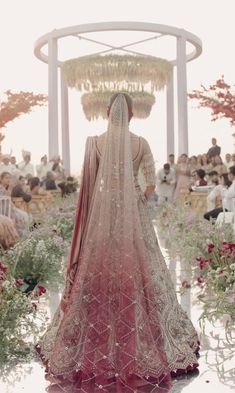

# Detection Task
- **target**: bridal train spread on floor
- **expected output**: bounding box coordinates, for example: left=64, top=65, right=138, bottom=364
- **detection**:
left=36, top=94, right=199, bottom=392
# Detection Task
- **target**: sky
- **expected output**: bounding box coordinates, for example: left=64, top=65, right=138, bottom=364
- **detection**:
left=0, top=0, right=235, bottom=175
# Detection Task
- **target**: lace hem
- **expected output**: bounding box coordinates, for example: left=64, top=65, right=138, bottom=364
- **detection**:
left=35, top=343, right=199, bottom=393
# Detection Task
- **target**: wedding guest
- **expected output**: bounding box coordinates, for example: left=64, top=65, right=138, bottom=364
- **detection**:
left=223, top=165, right=235, bottom=211
left=0, top=215, right=19, bottom=249
left=207, top=137, right=221, bottom=159
left=0, top=154, right=14, bottom=174
left=189, top=156, right=198, bottom=175
left=201, top=154, right=210, bottom=174
left=212, top=155, right=228, bottom=176
left=225, top=153, right=233, bottom=170
left=231, top=153, right=235, bottom=166
left=58, top=176, right=77, bottom=198
left=50, top=155, right=65, bottom=182
left=173, top=154, right=191, bottom=202
left=196, top=154, right=203, bottom=169
left=10, top=156, right=17, bottom=167
left=156, top=163, right=176, bottom=205
left=30, top=177, right=48, bottom=196
left=36, top=155, right=51, bottom=180
left=18, top=150, right=34, bottom=176
left=42, top=171, right=57, bottom=191
left=207, top=170, right=220, bottom=186
left=195, top=169, right=207, bottom=186
left=204, top=173, right=232, bottom=220
left=11, top=176, right=32, bottom=202
left=0, top=172, right=30, bottom=238
left=168, top=154, right=177, bottom=173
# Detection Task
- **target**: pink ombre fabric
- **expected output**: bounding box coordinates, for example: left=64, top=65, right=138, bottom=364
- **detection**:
left=36, top=95, right=199, bottom=393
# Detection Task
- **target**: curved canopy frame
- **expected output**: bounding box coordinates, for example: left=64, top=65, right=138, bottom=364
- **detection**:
left=34, top=21, right=202, bottom=174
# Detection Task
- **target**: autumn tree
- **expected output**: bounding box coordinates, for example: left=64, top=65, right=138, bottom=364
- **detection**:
left=0, top=90, right=47, bottom=156
left=188, top=77, right=235, bottom=126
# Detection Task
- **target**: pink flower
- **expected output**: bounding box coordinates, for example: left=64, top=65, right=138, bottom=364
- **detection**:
left=32, top=302, right=38, bottom=310
left=208, top=244, right=215, bottom=253
left=197, top=276, right=205, bottom=284
left=15, top=278, right=24, bottom=287
left=181, top=280, right=191, bottom=289
left=34, top=285, right=46, bottom=298
left=0, top=261, right=8, bottom=273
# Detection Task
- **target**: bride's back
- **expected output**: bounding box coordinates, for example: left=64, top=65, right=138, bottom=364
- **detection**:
left=96, top=131, right=140, bottom=161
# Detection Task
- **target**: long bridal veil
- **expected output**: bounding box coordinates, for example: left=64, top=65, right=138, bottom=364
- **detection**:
left=37, top=94, right=178, bottom=392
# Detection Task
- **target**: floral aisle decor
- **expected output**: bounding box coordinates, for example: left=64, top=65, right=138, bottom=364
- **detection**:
left=1, top=194, right=78, bottom=293
left=81, top=91, right=156, bottom=121
left=156, top=204, right=235, bottom=378
left=62, top=54, right=173, bottom=93
left=0, top=261, right=47, bottom=379
left=195, top=242, right=235, bottom=334
left=156, top=204, right=234, bottom=322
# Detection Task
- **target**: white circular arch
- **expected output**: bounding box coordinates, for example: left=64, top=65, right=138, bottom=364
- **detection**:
left=34, top=21, right=202, bottom=174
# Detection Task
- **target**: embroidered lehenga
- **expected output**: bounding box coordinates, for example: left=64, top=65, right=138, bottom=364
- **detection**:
left=36, top=95, right=199, bottom=393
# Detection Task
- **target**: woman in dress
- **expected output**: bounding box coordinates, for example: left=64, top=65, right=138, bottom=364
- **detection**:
left=173, top=154, right=191, bottom=202
left=0, top=172, right=30, bottom=238
left=36, top=94, right=199, bottom=393
left=0, top=214, right=19, bottom=249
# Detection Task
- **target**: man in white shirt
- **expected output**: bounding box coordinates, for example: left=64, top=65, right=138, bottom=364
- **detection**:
left=0, top=154, right=14, bottom=174
left=204, top=169, right=235, bottom=220
left=36, top=155, right=51, bottom=180
left=156, top=163, right=176, bottom=205
left=225, top=153, right=233, bottom=171
left=168, top=154, right=177, bottom=173
left=224, top=165, right=235, bottom=210
left=18, top=150, right=34, bottom=176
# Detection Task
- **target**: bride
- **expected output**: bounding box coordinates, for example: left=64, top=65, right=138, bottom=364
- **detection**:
left=36, top=93, right=200, bottom=392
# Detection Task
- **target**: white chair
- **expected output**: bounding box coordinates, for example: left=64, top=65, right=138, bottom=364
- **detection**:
left=0, top=196, right=11, bottom=218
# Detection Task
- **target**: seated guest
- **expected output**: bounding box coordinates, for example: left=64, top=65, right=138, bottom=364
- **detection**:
left=58, top=176, right=77, bottom=198
left=168, top=154, right=177, bottom=173
left=0, top=172, right=30, bottom=238
left=223, top=165, right=235, bottom=210
left=225, top=153, right=233, bottom=170
left=196, top=154, right=203, bottom=169
left=0, top=154, right=14, bottom=174
left=156, top=163, right=176, bottom=205
left=195, top=169, right=207, bottom=186
left=42, top=171, right=57, bottom=191
left=11, top=176, right=32, bottom=202
left=207, top=171, right=219, bottom=186
left=208, top=155, right=227, bottom=176
left=36, top=155, right=51, bottom=180
left=204, top=173, right=232, bottom=220
left=201, top=154, right=210, bottom=174
left=50, top=156, right=66, bottom=182
left=189, top=156, right=198, bottom=175
left=0, top=214, right=19, bottom=249
left=30, top=177, right=48, bottom=196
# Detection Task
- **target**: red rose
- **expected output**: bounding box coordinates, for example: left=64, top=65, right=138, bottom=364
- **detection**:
left=32, top=302, right=38, bottom=310
left=208, top=244, right=215, bottom=253
left=15, top=278, right=24, bottom=287
left=181, top=280, right=191, bottom=289
left=0, top=261, right=8, bottom=273
left=34, top=285, right=46, bottom=297
left=197, top=276, right=205, bottom=284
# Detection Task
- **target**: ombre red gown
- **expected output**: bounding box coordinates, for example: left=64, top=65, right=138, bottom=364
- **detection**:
left=36, top=127, right=199, bottom=393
